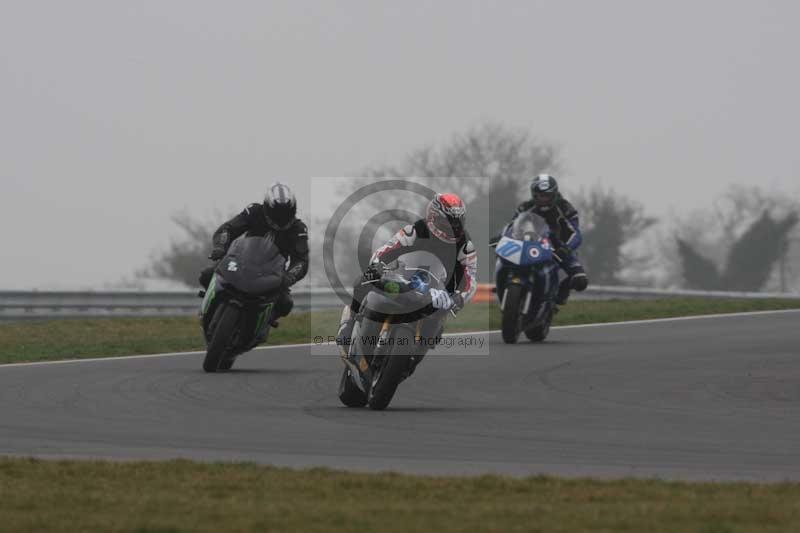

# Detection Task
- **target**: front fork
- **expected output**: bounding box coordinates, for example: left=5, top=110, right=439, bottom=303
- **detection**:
left=500, top=272, right=534, bottom=316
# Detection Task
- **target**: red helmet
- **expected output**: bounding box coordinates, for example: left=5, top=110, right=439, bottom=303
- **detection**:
left=426, top=193, right=466, bottom=244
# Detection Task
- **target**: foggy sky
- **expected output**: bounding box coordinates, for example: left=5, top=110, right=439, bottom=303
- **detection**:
left=2, top=0, right=799, bottom=289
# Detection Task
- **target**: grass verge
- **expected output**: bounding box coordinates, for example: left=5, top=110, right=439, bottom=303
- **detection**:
left=1, top=458, right=799, bottom=533
left=1, top=298, right=798, bottom=364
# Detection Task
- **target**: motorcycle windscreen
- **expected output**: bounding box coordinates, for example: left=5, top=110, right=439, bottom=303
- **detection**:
left=396, top=250, right=448, bottom=291
left=216, top=235, right=286, bottom=295
left=510, top=211, right=549, bottom=241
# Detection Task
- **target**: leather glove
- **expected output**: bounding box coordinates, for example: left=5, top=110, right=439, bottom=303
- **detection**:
left=553, top=246, right=572, bottom=263
left=430, top=289, right=454, bottom=310
left=548, top=234, right=564, bottom=249
left=363, top=263, right=382, bottom=282
left=208, top=247, right=226, bottom=261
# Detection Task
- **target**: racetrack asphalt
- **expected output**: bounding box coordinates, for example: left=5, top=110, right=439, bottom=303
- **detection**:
left=2, top=310, right=800, bottom=481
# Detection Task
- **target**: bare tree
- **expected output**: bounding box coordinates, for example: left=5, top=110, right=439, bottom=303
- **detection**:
left=325, top=122, right=663, bottom=287
left=136, top=211, right=222, bottom=287
left=722, top=211, right=798, bottom=291
left=670, top=187, right=800, bottom=291
left=325, top=121, right=561, bottom=283
left=675, top=238, right=724, bottom=290
left=571, top=184, right=658, bottom=285
left=363, top=121, right=559, bottom=227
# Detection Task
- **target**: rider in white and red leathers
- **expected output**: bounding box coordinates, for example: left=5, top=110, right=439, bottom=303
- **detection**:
left=336, top=193, right=477, bottom=351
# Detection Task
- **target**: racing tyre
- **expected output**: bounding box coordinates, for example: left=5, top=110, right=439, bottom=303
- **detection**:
left=367, top=328, right=412, bottom=410
left=203, top=305, right=240, bottom=373
left=501, top=284, right=524, bottom=344
left=524, top=321, right=550, bottom=342
left=338, top=367, right=367, bottom=407
left=525, top=306, right=554, bottom=342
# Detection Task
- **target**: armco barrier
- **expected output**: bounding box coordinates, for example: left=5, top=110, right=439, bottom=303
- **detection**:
left=0, top=288, right=339, bottom=320
left=2, top=285, right=799, bottom=320
left=474, top=283, right=800, bottom=303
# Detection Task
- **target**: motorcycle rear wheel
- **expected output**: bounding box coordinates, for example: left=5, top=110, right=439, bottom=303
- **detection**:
left=203, top=305, right=240, bottom=373
left=524, top=302, right=555, bottom=342
left=524, top=318, right=551, bottom=342
left=501, top=284, right=524, bottom=344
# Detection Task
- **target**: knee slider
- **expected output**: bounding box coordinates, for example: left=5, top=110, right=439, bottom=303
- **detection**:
left=276, top=293, right=294, bottom=317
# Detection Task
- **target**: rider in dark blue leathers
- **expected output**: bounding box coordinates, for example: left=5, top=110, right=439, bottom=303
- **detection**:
left=500, top=174, right=589, bottom=304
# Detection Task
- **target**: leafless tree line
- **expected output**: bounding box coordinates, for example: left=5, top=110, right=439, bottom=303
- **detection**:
left=136, top=121, right=800, bottom=293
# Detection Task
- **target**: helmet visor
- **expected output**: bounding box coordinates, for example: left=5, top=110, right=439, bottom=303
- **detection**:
left=264, top=203, right=295, bottom=229
left=428, top=211, right=464, bottom=243
left=447, top=216, right=465, bottom=240
left=533, top=191, right=555, bottom=207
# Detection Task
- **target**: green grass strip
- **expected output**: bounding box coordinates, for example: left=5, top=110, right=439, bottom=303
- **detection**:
left=0, top=458, right=799, bottom=533
left=1, top=298, right=798, bottom=364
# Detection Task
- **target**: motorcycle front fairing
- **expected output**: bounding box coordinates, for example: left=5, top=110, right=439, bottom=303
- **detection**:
left=494, top=212, right=560, bottom=322
left=348, top=256, right=448, bottom=390
left=200, top=234, right=285, bottom=350
left=494, top=236, right=553, bottom=267
left=215, top=235, right=285, bottom=297
left=361, top=282, right=435, bottom=323
left=358, top=250, right=449, bottom=328
left=495, top=212, right=556, bottom=280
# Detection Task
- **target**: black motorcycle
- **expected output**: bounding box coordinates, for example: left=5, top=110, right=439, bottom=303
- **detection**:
left=339, top=255, right=450, bottom=410
left=199, top=234, right=285, bottom=372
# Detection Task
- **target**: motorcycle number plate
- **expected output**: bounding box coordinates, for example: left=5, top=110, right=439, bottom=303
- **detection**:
left=495, top=237, right=524, bottom=265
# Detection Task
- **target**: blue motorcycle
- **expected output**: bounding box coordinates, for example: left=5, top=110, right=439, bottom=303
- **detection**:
left=492, top=211, right=560, bottom=344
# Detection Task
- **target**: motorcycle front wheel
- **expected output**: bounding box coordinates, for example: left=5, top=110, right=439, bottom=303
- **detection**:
left=203, top=305, right=240, bottom=373
left=218, top=357, right=236, bottom=371
left=367, top=327, right=413, bottom=411
left=501, top=284, right=524, bottom=344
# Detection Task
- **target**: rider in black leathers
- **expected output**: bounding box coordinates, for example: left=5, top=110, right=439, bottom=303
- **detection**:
left=199, top=182, right=309, bottom=321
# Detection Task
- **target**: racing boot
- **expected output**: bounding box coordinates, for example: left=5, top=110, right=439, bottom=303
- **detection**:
left=269, top=289, right=294, bottom=329
left=556, top=272, right=589, bottom=305
left=572, top=272, right=589, bottom=293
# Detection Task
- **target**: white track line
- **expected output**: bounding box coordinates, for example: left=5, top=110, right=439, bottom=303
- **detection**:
left=552, top=307, right=800, bottom=329
left=439, top=307, right=800, bottom=337
left=2, top=308, right=798, bottom=369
